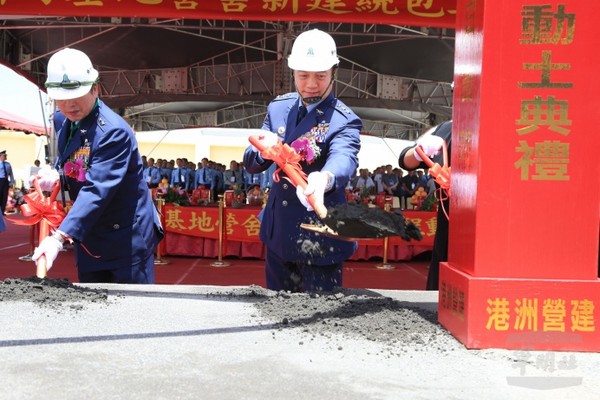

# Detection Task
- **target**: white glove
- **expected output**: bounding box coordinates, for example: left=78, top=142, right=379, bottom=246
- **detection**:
left=32, top=235, right=63, bottom=271
left=414, top=135, right=445, bottom=162
left=251, top=130, right=280, bottom=152
left=37, top=165, right=61, bottom=192
left=296, top=171, right=332, bottom=211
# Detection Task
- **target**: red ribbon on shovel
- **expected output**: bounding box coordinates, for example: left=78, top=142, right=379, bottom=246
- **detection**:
left=12, top=176, right=66, bottom=278
left=249, top=135, right=328, bottom=219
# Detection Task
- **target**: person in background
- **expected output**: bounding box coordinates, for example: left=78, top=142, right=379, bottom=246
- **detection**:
left=243, top=163, right=264, bottom=192
left=187, top=160, right=196, bottom=182
left=30, top=159, right=42, bottom=177
left=171, top=158, right=191, bottom=191
left=347, top=170, right=359, bottom=190
left=393, top=168, right=406, bottom=207
left=372, top=165, right=385, bottom=194
left=195, top=157, right=212, bottom=189
left=425, top=171, right=437, bottom=195
left=354, top=168, right=375, bottom=194
left=223, top=160, right=244, bottom=192
left=400, top=170, right=419, bottom=207
left=417, top=169, right=428, bottom=188
left=32, top=48, right=163, bottom=283
left=210, top=161, right=224, bottom=201
left=23, top=159, right=43, bottom=191
left=244, top=29, right=361, bottom=292
left=261, top=163, right=277, bottom=192
left=398, top=120, right=452, bottom=290
left=159, top=159, right=172, bottom=184
left=381, top=164, right=399, bottom=197
left=143, top=157, right=161, bottom=188
left=0, top=150, right=15, bottom=215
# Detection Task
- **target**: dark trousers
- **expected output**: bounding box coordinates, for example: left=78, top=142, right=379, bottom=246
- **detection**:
left=265, top=247, right=343, bottom=292
left=426, top=198, right=449, bottom=291
left=0, top=178, right=8, bottom=214
left=78, top=253, right=155, bottom=284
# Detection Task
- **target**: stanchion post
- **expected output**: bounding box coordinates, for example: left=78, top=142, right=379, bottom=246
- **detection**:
left=374, top=200, right=395, bottom=270
left=154, top=195, right=170, bottom=265
left=210, top=194, right=230, bottom=267
left=18, top=223, right=36, bottom=262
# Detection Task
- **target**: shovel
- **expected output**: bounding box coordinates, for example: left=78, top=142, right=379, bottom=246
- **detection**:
left=248, top=135, right=422, bottom=242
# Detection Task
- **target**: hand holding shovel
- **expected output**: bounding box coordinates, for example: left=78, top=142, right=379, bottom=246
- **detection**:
left=249, top=134, right=328, bottom=218
left=249, top=135, right=421, bottom=241
left=12, top=167, right=66, bottom=278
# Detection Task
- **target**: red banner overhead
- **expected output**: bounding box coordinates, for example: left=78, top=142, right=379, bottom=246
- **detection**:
left=0, top=0, right=456, bottom=28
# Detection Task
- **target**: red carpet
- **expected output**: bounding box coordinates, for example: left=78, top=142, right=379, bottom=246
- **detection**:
left=1, top=213, right=429, bottom=290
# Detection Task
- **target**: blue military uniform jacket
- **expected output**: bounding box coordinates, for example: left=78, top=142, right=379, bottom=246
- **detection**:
left=171, top=167, right=192, bottom=191
left=195, top=167, right=212, bottom=188
left=143, top=165, right=161, bottom=187
left=54, top=101, right=163, bottom=272
left=243, top=92, right=361, bottom=264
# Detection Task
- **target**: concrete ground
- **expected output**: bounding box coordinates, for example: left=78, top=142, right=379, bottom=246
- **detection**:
left=1, top=285, right=598, bottom=400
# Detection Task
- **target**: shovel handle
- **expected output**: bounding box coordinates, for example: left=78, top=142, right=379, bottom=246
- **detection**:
left=36, top=220, right=50, bottom=279
left=249, top=135, right=328, bottom=219
left=36, top=255, right=47, bottom=279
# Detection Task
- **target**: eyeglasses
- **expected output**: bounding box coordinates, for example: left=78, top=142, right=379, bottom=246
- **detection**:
left=45, top=80, right=96, bottom=89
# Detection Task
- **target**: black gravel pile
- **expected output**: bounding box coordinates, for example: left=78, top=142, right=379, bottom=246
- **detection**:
left=323, top=203, right=423, bottom=240
left=236, top=286, right=462, bottom=357
left=0, top=277, right=110, bottom=311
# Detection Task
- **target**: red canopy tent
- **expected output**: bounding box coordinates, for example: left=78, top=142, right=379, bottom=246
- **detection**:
left=0, top=109, right=47, bottom=136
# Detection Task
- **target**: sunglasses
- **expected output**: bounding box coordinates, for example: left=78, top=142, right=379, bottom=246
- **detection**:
left=45, top=80, right=96, bottom=89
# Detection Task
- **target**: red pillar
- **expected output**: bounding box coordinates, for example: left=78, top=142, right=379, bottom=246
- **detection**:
left=439, top=0, right=600, bottom=351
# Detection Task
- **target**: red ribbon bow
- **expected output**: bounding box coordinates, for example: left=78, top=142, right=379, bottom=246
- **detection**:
left=12, top=177, right=66, bottom=233
left=261, top=142, right=307, bottom=185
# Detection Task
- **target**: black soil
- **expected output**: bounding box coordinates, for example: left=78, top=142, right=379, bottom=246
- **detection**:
left=218, top=286, right=461, bottom=356
left=323, top=203, right=423, bottom=240
left=1, top=279, right=458, bottom=356
left=0, top=277, right=110, bottom=311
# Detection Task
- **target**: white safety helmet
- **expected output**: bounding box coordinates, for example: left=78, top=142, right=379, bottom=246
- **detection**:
left=287, top=29, right=339, bottom=72
left=45, top=48, right=99, bottom=100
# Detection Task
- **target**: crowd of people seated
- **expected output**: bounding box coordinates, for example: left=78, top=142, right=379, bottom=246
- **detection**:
left=346, top=165, right=433, bottom=210
left=143, top=155, right=433, bottom=210
left=142, top=155, right=277, bottom=203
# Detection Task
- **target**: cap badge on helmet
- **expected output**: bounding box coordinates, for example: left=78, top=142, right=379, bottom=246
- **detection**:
left=306, top=48, right=314, bottom=56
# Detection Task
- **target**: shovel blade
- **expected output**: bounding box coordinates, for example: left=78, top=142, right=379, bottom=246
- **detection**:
left=320, top=203, right=422, bottom=241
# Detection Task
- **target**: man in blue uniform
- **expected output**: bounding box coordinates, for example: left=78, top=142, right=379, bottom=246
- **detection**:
left=32, top=48, right=163, bottom=283
left=0, top=150, right=14, bottom=215
left=195, top=157, right=212, bottom=189
left=143, top=157, right=161, bottom=188
left=244, top=29, right=362, bottom=292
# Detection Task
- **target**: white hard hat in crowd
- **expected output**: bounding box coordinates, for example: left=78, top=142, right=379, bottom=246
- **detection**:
left=287, top=29, right=339, bottom=72
left=45, top=48, right=99, bottom=100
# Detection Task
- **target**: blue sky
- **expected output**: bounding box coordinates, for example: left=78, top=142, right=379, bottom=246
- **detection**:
left=0, top=64, right=49, bottom=126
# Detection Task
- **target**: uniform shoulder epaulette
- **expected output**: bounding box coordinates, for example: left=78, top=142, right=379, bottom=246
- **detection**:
left=273, top=92, right=297, bottom=102
left=333, top=101, right=354, bottom=118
